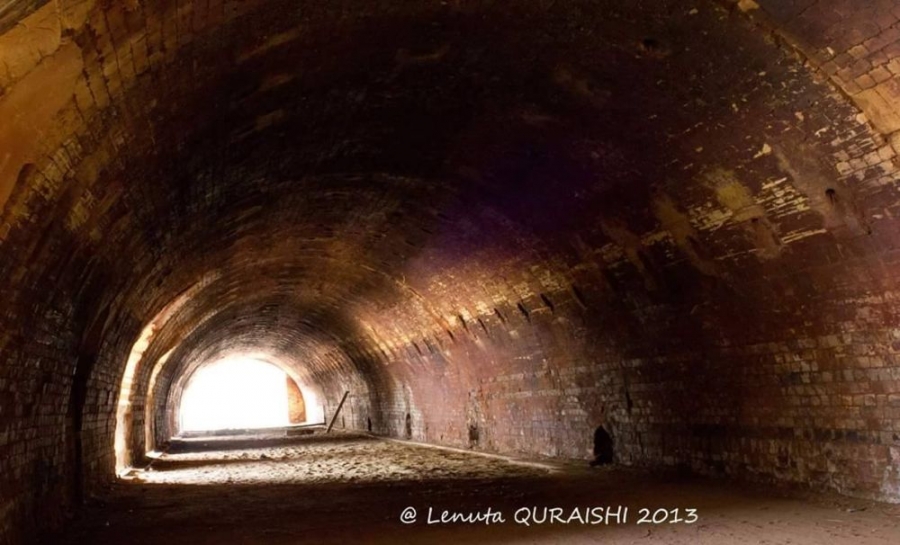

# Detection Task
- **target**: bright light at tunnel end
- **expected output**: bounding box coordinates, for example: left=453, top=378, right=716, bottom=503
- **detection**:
left=179, top=357, right=292, bottom=432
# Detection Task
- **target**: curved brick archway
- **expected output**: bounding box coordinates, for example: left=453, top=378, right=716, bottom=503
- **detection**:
left=3, top=0, right=900, bottom=543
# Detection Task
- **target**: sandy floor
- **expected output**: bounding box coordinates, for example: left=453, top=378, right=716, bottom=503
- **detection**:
left=135, top=432, right=544, bottom=485
left=56, top=431, right=900, bottom=545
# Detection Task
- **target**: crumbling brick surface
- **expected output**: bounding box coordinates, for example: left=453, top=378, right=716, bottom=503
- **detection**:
left=3, top=1, right=900, bottom=543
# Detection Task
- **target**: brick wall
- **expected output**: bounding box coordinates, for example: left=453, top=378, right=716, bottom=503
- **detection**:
left=3, top=1, right=900, bottom=544
left=286, top=377, right=306, bottom=424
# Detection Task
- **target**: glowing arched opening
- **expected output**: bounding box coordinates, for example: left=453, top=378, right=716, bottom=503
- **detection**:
left=178, top=357, right=300, bottom=432
left=114, top=322, right=154, bottom=474
left=114, top=278, right=215, bottom=475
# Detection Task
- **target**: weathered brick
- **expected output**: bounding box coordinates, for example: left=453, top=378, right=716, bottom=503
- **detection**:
left=2, top=1, right=900, bottom=544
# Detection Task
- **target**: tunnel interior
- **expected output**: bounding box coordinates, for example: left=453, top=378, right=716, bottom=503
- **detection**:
left=3, top=0, right=900, bottom=543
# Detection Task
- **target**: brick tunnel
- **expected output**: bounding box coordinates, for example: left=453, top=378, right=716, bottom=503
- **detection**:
left=2, top=0, right=900, bottom=543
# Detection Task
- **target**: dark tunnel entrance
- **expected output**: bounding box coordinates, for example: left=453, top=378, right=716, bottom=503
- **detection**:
left=591, top=426, right=614, bottom=467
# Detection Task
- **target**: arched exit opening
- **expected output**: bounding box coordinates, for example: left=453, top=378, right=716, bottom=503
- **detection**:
left=178, top=357, right=306, bottom=433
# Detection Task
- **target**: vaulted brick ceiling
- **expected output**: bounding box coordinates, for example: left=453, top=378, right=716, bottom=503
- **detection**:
left=2, top=1, right=900, bottom=541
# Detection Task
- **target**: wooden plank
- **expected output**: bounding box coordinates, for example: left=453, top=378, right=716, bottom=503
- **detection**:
left=325, top=391, right=350, bottom=434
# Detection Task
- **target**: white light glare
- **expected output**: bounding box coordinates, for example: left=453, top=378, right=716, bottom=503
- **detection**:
left=180, top=358, right=290, bottom=432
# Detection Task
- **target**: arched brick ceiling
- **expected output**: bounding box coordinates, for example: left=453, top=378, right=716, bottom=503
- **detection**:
left=3, top=1, right=900, bottom=541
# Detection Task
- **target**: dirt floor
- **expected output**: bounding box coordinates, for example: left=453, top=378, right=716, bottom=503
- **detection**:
left=55, top=430, right=900, bottom=544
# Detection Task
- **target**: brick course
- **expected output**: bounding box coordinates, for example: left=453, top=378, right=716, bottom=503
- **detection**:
left=3, top=1, right=900, bottom=544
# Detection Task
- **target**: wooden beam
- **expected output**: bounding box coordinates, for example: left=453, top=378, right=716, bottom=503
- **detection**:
left=326, top=391, right=350, bottom=433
